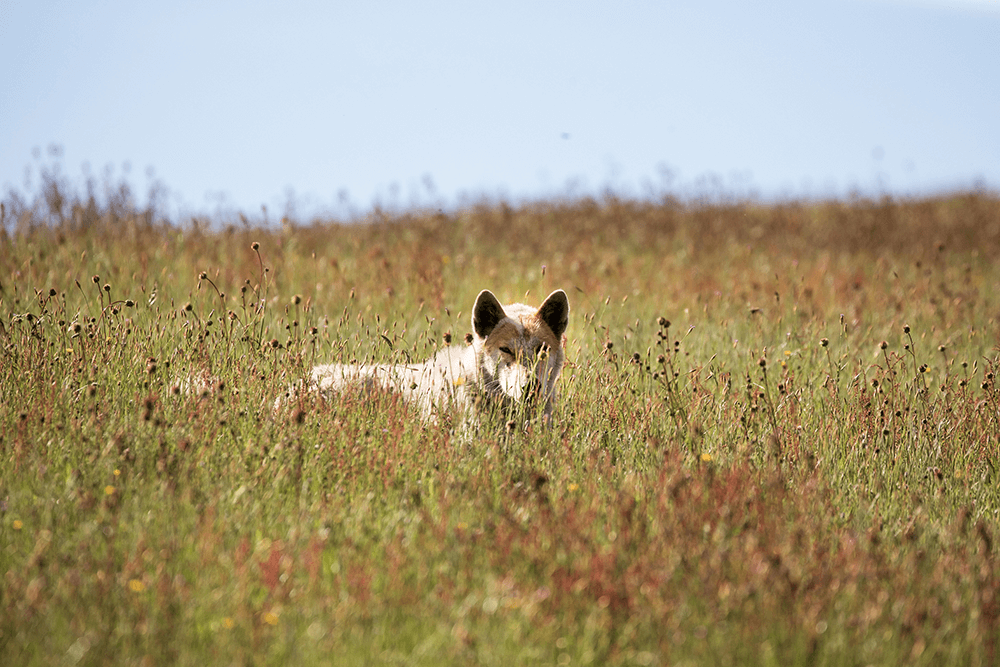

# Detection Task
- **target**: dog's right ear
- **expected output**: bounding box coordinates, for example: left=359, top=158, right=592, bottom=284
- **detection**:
left=472, top=290, right=506, bottom=338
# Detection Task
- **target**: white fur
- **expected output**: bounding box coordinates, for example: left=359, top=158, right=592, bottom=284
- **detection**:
left=292, top=289, right=569, bottom=425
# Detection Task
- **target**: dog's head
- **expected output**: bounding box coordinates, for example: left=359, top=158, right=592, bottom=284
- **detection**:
left=471, top=289, right=569, bottom=422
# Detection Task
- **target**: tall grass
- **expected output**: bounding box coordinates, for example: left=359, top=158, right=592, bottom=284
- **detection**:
left=2, top=178, right=1000, bottom=665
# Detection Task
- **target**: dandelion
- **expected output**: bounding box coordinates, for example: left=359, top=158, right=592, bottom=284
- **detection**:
left=12, top=520, right=23, bottom=530
left=114, top=469, right=121, bottom=477
left=701, top=452, right=713, bottom=462
left=568, top=483, right=579, bottom=492
left=104, top=485, right=116, bottom=496
left=128, top=579, right=145, bottom=593
left=222, top=617, right=235, bottom=630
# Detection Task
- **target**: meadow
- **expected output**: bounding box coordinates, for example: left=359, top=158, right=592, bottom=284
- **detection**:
left=2, top=178, right=1000, bottom=665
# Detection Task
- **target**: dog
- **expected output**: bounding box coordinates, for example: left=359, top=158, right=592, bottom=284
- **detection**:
left=305, top=289, right=569, bottom=424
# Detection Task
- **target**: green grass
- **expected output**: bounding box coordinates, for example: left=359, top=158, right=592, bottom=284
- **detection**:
left=2, top=185, right=1000, bottom=665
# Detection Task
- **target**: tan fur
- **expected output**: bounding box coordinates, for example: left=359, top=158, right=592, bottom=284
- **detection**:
left=299, top=289, right=569, bottom=425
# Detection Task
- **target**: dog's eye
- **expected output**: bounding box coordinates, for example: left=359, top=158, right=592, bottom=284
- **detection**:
left=499, top=346, right=514, bottom=357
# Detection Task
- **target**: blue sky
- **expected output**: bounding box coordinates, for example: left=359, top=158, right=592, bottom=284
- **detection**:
left=2, top=0, right=998, bottom=220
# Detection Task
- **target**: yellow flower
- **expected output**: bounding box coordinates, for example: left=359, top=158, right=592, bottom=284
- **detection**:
left=114, top=469, right=121, bottom=477
left=128, top=579, right=145, bottom=593
left=453, top=376, right=465, bottom=387
left=104, top=485, right=116, bottom=496
left=12, top=520, right=23, bottom=530
left=222, top=617, right=235, bottom=629
left=263, top=612, right=279, bottom=626
left=700, top=453, right=713, bottom=462
left=567, top=483, right=579, bottom=492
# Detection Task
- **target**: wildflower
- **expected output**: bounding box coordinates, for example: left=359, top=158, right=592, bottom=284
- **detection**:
left=128, top=579, right=145, bottom=593
left=453, top=376, right=465, bottom=387
left=105, top=485, right=116, bottom=496
left=114, top=469, right=121, bottom=477
left=263, top=611, right=279, bottom=626
left=12, top=520, right=22, bottom=530
left=700, top=453, right=713, bottom=462
left=222, top=617, right=235, bottom=629
left=568, top=483, right=579, bottom=492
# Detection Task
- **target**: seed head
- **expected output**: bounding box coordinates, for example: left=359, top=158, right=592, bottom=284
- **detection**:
left=292, top=294, right=302, bottom=305
left=92, top=275, right=100, bottom=284
left=879, top=340, right=888, bottom=350
left=903, top=324, right=910, bottom=334
left=251, top=241, right=260, bottom=251
left=199, top=271, right=208, bottom=280
left=48, top=288, right=57, bottom=297
left=103, top=283, right=110, bottom=293
left=604, top=341, right=614, bottom=351
left=632, top=352, right=642, bottom=364
left=465, top=333, right=474, bottom=345
left=820, top=338, right=829, bottom=347
left=443, top=331, right=452, bottom=344
left=657, top=316, right=669, bottom=328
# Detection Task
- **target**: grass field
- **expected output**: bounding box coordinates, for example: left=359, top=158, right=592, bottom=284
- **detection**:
left=2, top=181, right=1000, bottom=665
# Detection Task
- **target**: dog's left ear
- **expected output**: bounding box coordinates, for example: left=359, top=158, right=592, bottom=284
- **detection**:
left=537, top=289, right=569, bottom=339
left=472, top=290, right=506, bottom=338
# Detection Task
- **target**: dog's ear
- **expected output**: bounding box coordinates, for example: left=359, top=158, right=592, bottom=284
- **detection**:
left=472, top=290, right=506, bottom=338
left=537, top=289, right=569, bottom=339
